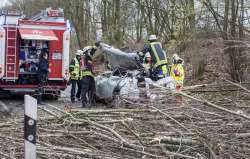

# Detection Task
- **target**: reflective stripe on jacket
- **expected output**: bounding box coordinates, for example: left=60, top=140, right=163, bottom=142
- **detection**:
left=80, top=70, right=94, bottom=78
left=69, top=58, right=80, bottom=80
left=80, top=58, right=94, bottom=79
left=170, top=64, right=184, bottom=85
left=149, top=42, right=168, bottom=69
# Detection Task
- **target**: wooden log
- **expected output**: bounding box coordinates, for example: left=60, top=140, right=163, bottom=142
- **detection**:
left=150, top=136, right=199, bottom=146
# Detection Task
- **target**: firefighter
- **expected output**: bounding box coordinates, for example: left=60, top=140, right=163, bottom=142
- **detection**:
left=69, top=50, right=83, bottom=103
left=80, top=46, right=97, bottom=107
left=170, top=54, right=185, bottom=106
left=142, top=34, right=168, bottom=80
left=37, top=51, right=50, bottom=105
left=170, top=54, right=185, bottom=89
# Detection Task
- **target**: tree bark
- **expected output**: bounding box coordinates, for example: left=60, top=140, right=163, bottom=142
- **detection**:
left=223, top=0, right=229, bottom=40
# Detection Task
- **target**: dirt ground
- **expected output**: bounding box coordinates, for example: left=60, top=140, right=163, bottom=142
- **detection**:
left=0, top=85, right=83, bottom=121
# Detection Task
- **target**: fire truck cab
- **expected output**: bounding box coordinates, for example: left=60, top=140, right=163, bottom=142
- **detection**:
left=0, top=8, right=70, bottom=97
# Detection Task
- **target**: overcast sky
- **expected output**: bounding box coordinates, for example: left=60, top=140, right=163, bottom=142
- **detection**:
left=0, top=0, right=10, bottom=8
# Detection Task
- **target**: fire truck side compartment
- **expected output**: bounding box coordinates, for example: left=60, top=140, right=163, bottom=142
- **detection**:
left=0, top=9, right=70, bottom=93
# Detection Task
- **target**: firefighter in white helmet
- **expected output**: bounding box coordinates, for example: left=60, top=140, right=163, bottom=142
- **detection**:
left=69, top=50, right=83, bottom=103
left=141, top=34, right=168, bottom=80
left=80, top=45, right=97, bottom=107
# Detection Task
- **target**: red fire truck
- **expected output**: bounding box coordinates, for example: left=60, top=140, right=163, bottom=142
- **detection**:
left=0, top=8, right=70, bottom=98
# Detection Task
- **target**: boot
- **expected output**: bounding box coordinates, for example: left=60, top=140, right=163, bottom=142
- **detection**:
left=71, top=97, right=75, bottom=103
left=37, top=95, right=45, bottom=105
left=86, top=102, right=91, bottom=108
left=82, top=101, right=87, bottom=108
left=76, top=97, right=81, bottom=101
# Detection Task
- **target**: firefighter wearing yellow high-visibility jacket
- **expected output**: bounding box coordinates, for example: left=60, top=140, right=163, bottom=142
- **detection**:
left=141, top=35, right=168, bottom=80
left=170, top=54, right=185, bottom=89
left=69, top=50, right=83, bottom=103
left=80, top=46, right=97, bottom=108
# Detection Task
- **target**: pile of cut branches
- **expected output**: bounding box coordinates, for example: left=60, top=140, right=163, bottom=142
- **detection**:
left=0, top=81, right=250, bottom=159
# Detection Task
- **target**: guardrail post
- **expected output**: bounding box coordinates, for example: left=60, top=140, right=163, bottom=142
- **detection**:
left=24, top=95, right=37, bottom=159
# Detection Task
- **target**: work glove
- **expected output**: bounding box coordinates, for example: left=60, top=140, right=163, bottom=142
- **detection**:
left=137, top=51, right=144, bottom=57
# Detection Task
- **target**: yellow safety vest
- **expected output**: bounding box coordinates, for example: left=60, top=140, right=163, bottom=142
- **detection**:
left=170, top=64, right=184, bottom=85
left=149, top=42, right=168, bottom=69
left=80, top=60, right=94, bottom=79
left=80, top=70, right=94, bottom=79
left=160, top=65, right=168, bottom=77
left=69, top=58, right=80, bottom=80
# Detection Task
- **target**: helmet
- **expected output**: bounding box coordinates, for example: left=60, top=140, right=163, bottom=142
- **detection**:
left=145, top=52, right=151, bottom=58
left=76, top=50, right=83, bottom=56
left=172, top=54, right=179, bottom=61
left=148, top=34, right=157, bottom=41
left=172, top=54, right=184, bottom=64
left=82, top=46, right=93, bottom=53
